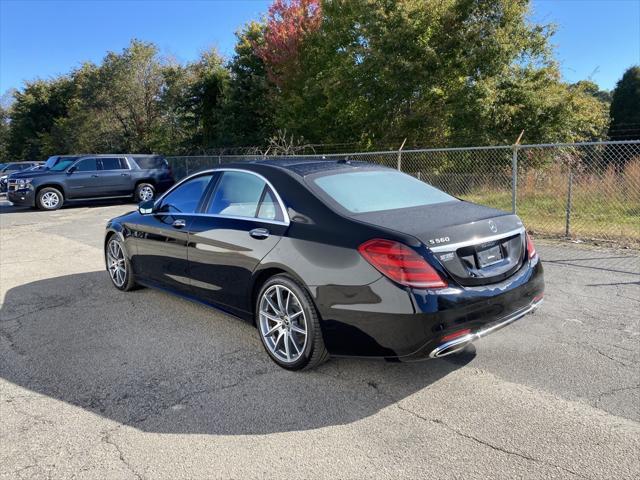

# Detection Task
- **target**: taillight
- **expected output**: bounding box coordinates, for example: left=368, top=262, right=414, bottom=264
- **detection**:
left=358, top=239, right=447, bottom=288
left=526, top=232, right=537, bottom=259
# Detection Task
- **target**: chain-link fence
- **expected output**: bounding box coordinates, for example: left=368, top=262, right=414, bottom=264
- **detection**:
left=167, top=140, right=640, bottom=248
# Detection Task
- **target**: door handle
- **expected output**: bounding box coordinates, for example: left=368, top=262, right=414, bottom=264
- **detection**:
left=120, top=173, right=130, bottom=176
left=91, top=174, right=99, bottom=178
left=172, top=219, right=186, bottom=229
left=250, top=228, right=270, bottom=239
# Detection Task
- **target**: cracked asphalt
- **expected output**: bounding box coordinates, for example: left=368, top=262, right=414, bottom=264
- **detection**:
left=0, top=201, right=639, bottom=479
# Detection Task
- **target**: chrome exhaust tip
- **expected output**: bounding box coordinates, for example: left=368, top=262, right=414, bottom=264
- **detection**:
left=429, top=334, right=474, bottom=358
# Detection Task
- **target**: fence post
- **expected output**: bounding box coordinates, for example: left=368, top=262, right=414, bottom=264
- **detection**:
left=565, top=166, right=573, bottom=238
left=511, top=146, right=518, bottom=214
left=185, top=157, right=190, bottom=177
left=218, top=155, right=222, bottom=165
left=397, top=138, right=407, bottom=171
left=511, top=130, right=524, bottom=214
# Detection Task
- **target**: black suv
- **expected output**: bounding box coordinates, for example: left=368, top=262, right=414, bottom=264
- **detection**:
left=7, top=154, right=174, bottom=210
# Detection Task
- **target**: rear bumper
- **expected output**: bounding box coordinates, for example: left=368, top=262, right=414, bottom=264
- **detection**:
left=316, top=257, right=544, bottom=359
left=426, top=297, right=542, bottom=359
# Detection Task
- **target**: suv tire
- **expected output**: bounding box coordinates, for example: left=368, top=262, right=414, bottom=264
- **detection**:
left=36, top=187, right=64, bottom=211
left=135, top=183, right=155, bottom=202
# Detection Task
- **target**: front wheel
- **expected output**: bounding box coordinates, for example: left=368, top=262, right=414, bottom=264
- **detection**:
left=256, top=275, right=328, bottom=370
left=105, top=235, right=137, bottom=291
left=36, top=187, right=64, bottom=210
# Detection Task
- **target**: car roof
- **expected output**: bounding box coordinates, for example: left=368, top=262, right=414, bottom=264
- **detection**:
left=73, top=153, right=163, bottom=157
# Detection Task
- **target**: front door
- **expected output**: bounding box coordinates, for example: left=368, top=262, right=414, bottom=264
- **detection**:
left=130, top=173, right=215, bottom=292
left=65, top=157, right=102, bottom=198
left=187, top=170, right=288, bottom=315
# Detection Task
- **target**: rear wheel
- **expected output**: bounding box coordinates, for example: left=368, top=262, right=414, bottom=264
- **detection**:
left=135, top=183, right=155, bottom=202
left=105, top=235, right=137, bottom=291
left=256, top=275, right=328, bottom=370
left=36, top=187, right=64, bottom=210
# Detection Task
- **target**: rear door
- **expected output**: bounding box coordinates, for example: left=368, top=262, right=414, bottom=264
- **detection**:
left=130, top=173, right=215, bottom=293
left=98, top=157, right=133, bottom=196
left=65, top=157, right=102, bottom=198
left=187, top=170, right=288, bottom=315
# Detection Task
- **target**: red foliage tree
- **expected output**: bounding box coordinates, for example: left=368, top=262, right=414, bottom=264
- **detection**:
left=255, top=0, right=322, bottom=86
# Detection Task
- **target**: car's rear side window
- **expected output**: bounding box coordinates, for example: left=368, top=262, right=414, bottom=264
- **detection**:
left=100, top=157, right=128, bottom=170
left=312, top=169, right=457, bottom=213
left=207, top=171, right=284, bottom=222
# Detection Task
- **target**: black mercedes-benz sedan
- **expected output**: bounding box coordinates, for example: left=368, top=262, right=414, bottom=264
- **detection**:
left=104, top=159, right=544, bottom=370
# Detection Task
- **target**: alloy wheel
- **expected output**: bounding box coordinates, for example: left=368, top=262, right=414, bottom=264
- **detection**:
left=107, top=239, right=127, bottom=287
left=41, top=191, right=60, bottom=209
left=259, top=284, right=308, bottom=363
left=139, top=186, right=154, bottom=201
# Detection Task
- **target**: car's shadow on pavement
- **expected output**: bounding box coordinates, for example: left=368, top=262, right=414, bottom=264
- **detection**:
left=0, top=271, right=474, bottom=435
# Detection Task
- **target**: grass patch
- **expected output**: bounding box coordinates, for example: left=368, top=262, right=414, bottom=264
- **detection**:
left=463, top=190, right=640, bottom=246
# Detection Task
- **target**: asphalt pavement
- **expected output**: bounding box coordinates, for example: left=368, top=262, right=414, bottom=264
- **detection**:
left=0, top=200, right=638, bottom=479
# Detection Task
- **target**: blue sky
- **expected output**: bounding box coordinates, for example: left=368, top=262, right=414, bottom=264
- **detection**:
left=1, top=0, right=638, bottom=94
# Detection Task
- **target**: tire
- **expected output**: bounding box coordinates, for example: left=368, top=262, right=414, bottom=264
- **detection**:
left=256, top=274, right=329, bottom=370
left=36, top=187, right=64, bottom=211
left=105, top=235, right=138, bottom=291
left=135, top=183, right=155, bottom=202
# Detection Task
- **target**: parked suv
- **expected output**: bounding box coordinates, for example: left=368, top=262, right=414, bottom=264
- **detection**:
left=0, top=162, right=43, bottom=193
left=7, top=154, right=174, bottom=210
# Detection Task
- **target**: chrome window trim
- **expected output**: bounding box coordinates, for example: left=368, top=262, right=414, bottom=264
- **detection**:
left=428, top=227, right=525, bottom=252
left=154, top=168, right=290, bottom=226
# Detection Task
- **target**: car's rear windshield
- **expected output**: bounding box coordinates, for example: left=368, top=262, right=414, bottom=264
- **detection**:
left=311, top=169, right=457, bottom=213
left=133, top=156, right=167, bottom=169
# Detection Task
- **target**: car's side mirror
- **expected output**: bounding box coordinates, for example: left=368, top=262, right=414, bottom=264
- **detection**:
left=138, top=200, right=155, bottom=215
left=67, top=166, right=77, bottom=174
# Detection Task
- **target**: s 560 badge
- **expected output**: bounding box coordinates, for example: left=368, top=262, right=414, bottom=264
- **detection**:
left=428, top=236, right=450, bottom=245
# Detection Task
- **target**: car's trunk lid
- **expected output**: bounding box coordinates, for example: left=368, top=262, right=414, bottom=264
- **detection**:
left=353, top=201, right=526, bottom=286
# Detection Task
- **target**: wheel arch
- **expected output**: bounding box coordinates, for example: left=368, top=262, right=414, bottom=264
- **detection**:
left=135, top=178, right=155, bottom=187
left=103, top=228, right=126, bottom=267
left=249, top=265, right=314, bottom=326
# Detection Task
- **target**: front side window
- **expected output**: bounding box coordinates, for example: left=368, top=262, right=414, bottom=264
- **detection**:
left=74, top=158, right=98, bottom=172
left=312, top=169, right=457, bottom=214
left=51, top=159, right=75, bottom=171
left=160, top=174, right=213, bottom=213
left=100, top=157, right=128, bottom=170
left=207, top=171, right=283, bottom=221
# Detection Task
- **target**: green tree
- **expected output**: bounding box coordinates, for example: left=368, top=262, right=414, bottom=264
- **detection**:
left=609, top=66, right=640, bottom=141
left=154, top=48, right=229, bottom=154
left=263, top=0, right=609, bottom=148
left=7, top=77, right=74, bottom=160
left=0, top=106, right=10, bottom=163
left=222, top=21, right=274, bottom=146
left=95, top=40, right=166, bottom=152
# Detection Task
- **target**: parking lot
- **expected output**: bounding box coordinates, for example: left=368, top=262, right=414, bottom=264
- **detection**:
left=0, top=201, right=638, bottom=479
